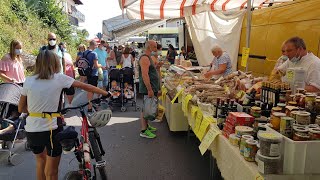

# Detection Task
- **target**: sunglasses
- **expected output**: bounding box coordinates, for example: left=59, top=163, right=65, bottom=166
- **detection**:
left=48, top=38, right=56, bottom=41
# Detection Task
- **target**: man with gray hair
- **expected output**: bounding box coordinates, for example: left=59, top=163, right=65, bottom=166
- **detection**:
left=277, top=36, right=320, bottom=92
left=138, top=40, right=160, bottom=139
left=204, top=45, right=232, bottom=79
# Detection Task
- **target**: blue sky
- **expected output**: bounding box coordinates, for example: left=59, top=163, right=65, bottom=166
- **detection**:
left=77, top=0, right=122, bottom=39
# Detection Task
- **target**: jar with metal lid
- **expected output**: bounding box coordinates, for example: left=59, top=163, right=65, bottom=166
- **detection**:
left=305, top=94, right=316, bottom=111
left=309, top=128, right=320, bottom=140
left=272, top=107, right=282, bottom=114
left=280, top=117, right=294, bottom=138
left=295, top=111, right=311, bottom=125
left=288, top=101, right=298, bottom=107
left=240, top=135, right=254, bottom=155
left=250, top=106, right=262, bottom=118
left=315, top=99, right=320, bottom=114
left=270, top=112, right=286, bottom=131
left=277, top=103, right=286, bottom=113
left=316, top=115, right=320, bottom=126
left=293, top=126, right=310, bottom=141
left=244, top=139, right=258, bottom=162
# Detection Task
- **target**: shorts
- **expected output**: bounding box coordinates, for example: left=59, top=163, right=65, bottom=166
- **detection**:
left=98, top=70, right=108, bottom=87
left=64, top=86, right=75, bottom=95
left=87, top=76, right=98, bottom=87
left=26, top=128, right=62, bottom=157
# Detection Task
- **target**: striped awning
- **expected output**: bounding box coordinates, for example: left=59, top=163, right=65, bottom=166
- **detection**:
left=119, top=0, right=292, bottom=20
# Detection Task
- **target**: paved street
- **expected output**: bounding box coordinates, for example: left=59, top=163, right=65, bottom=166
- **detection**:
left=0, top=92, right=210, bottom=180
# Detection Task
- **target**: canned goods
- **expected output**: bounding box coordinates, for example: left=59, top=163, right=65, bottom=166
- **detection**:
left=309, top=128, right=320, bottom=140
left=250, top=106, right=262, bottom=118
left=244, top=139, right=258, bottom=162
left=305, top=94, right=316, bottom=111
left=270, top=112, right=286, bottom=131
left=240, top=135, right=254, bottom=155
left=280, top=117, right=294, bottom=138
left=293, top=126, right=309, bottom=141
left=295, top=111, right=311, bottom=125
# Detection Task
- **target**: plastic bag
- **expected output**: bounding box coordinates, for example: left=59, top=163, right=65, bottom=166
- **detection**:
left=98, top=67, right=103, bottom=81
left=143, top=96, right=158, bottom=120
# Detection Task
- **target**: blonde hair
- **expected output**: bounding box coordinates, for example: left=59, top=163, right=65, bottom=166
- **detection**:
left=78, top=44, right=86, bottom=51
left=34, top=50, right=61, bottom=79
left=9, top=40, right=22, bottom=60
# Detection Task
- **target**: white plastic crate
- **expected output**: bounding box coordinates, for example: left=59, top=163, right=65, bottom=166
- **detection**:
left=265, top=126, right=320, bottom=174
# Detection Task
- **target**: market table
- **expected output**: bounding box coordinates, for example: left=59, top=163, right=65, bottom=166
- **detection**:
left=208, top=133, right=320, bottom=180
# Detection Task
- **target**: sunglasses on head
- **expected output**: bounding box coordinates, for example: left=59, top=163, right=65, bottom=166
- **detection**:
left=48, top=38, right=56, bottom=41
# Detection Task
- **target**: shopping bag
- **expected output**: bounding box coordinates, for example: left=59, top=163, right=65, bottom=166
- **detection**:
left=143, top=96, right=158, bottom=120
left=98, top=67, right=103, bottom=81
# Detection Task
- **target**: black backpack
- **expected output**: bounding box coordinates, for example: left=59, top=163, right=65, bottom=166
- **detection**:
left=77, top=51, right=92, bottom=76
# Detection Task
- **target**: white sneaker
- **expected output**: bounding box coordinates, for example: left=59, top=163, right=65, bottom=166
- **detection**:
left=153, top=119, right=162, bottom=123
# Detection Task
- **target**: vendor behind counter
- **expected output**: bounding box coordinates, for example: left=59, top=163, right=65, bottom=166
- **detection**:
left=276, top=37, right=320, bottom=92
left=204, top=45, right=233, bottom=79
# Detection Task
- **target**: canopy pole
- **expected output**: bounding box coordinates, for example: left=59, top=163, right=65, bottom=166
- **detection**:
left=245, top=0, right=252, bottom=72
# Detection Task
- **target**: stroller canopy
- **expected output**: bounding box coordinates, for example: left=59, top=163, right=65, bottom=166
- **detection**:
left=0, top=83, right=23, bottom=106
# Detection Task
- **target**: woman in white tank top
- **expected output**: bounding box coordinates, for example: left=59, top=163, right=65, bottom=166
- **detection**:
left=107, top=46, right=117, bottom=68
left=121, top=47, right=134, bottom=68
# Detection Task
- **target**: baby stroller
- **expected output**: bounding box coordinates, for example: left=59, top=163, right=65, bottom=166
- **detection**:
left=0, top=83, right=26, bottom=166
left=108, top=67, right=140, bottom=112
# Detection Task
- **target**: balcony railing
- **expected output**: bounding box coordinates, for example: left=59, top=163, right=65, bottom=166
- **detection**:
left=70, top=5, right=85, bottom=22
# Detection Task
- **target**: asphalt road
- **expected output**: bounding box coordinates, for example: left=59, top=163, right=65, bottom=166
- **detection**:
left=0, top=91, right=210, bottom=180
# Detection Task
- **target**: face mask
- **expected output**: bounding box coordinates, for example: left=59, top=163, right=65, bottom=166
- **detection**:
left=15, top=49, right=22, bottom=55
left=281, top=55, right=288, bottom=61
left=151, top=51, right=156, bottom=56
left=49, top=40, right=56, bottom=46
left=290, top=51, right=301, bottom=63
left=157, top=51, right=162, bottom=56
left=102, top=47, right=107, bottom=51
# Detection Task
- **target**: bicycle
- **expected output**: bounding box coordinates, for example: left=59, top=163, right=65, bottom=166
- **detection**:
left=58, top=97, right=112, bottom=180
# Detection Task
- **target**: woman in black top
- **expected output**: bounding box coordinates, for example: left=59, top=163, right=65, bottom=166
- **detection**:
left=166, top=44, right=177, bottom=64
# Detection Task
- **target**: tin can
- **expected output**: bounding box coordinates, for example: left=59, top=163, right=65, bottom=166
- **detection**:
left=296, top=111, right=311, bottom=125
left=309, top=128, right=320, bottom=140
left=240, top=135, right=254, bottom=155
left=280, top=117, right=294, bottom=138
left=293, top=126, right=309, bottom=141
left=305, top=94, right=316, bottom=111
left=244, top=139, right=258, bottom=162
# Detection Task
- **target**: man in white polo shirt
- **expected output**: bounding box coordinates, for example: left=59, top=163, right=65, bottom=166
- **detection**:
left=277, top=37, right=320, bottom=92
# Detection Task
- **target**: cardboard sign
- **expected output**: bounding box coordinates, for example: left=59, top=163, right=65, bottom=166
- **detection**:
left=199, top=125, right=221, bottom=155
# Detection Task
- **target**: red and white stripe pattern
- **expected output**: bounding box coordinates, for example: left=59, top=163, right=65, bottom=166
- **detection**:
left=121, top=0, right=292, bottom=20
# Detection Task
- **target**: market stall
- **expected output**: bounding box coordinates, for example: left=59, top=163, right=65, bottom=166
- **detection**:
left=159, top=62, right=320, bottom=179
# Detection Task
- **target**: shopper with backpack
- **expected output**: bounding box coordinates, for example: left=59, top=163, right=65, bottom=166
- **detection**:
left=78, top=40, right=104, bottom=114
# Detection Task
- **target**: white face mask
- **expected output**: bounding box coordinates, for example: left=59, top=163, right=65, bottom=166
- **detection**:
left=49, top=40, right=56, bottom=46
left=281, top=55, right=288, bottom=61
left=290, top=51, right=301, bottom=63
left=15, top=49, right=22, bottom=55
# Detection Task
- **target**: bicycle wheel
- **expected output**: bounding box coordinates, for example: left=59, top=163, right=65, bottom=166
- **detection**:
left=63, top=171, right=83, bottom=180
left=89, top=132, right=108, bottom=180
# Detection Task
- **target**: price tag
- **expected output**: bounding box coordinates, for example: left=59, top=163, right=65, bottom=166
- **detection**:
left=241, top=47, right=250, bottom=67
left=255, top=173, right=264, bottom=180
left=199, top=125, right=221, bottom=155
left=182, top=94, right=193, bottom=113
left=197, top=117, right=212, bottom=141
left=161, top=86, right=168, bottom=102
left=194, top=109, right=203, bottom=134
left=171, top=88, right=184, bottom=104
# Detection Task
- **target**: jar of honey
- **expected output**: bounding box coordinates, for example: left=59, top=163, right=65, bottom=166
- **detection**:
left=309, top=128, right=320, bottom=140
left=270, top=112, right=286, bottom=131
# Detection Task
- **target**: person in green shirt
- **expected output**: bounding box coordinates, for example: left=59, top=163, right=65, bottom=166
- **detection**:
left=138, top=40, right=160, bottom=139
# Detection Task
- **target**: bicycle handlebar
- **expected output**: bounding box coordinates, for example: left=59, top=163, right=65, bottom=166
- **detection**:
left=60, top=97, right=107, bottom=114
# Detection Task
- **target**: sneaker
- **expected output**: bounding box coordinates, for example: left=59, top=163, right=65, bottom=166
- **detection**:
left=140, top=129, right=156, bottom=139
left=147, top=124, right=157, bottom=132
left=152, top=119, right=162, bottom=123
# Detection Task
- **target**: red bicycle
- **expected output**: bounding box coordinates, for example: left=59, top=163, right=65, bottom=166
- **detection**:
left=58, top=97, right=111, bottom=180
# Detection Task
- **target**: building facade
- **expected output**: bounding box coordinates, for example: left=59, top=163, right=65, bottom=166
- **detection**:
left=58, top=0, right=85, bottom=26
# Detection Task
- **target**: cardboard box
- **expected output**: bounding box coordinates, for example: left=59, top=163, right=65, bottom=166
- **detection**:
left=227, top=112, right=254, bottom=126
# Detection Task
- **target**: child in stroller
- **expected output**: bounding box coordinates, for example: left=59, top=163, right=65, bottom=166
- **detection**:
left=0, top=83, right=26, bottom=165
left=109, top=80, right=121, bottom=99
left=124, top=82, right=133, bottom=99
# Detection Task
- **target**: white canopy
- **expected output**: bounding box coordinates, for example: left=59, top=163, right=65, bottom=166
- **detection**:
left=119, top=0, right=292, bottom=20
left=119, top=0, right=292, bottom=68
